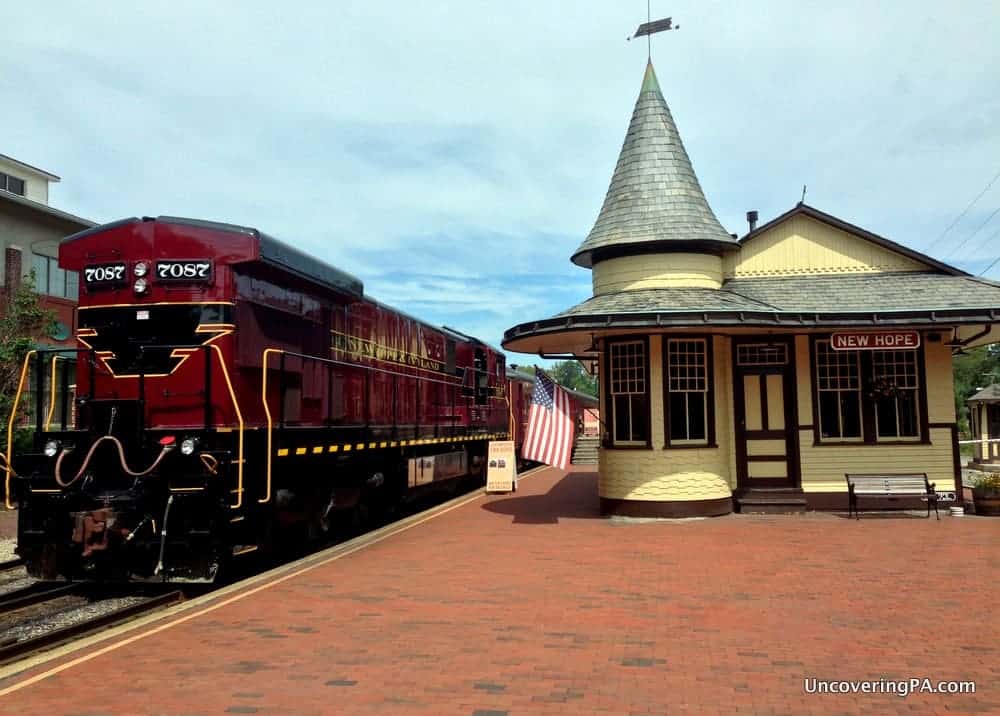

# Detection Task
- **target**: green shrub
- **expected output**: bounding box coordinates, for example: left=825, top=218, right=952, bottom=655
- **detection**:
left=972, top=472, right=1000, bottom=490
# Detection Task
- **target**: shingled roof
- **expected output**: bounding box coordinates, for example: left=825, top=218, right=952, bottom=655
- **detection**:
left=502, top=271, right=1000, bottom=346
left=968, top=384, right=1000, bottom=403
left=571, top=61, right=738, bottom=268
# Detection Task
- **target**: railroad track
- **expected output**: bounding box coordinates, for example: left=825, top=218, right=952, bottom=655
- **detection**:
left=0, top=589, right=184, bottom=665
left=0, top=558, right=24, bottom=572
left=0, top=583, right=80, bottom=614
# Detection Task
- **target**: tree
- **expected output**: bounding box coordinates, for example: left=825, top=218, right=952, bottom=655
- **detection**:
left=0, top=272, right=55, bottom=432
left=952, top=345, right=1000, bottom=436
left=549, top=360, right=598, bottom=397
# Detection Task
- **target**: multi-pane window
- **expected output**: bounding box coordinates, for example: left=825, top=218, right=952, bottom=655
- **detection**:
left=815, top=340, right=862, bottom=440
left=0, top=171, right=26, bottom=196
left=814, top=339, right=921, bottom=443
left=872, top=350, right=919, bottom=439
left=666, top=338, right=709, bottom=444
left=736, top=343, right=787, bottom=366
left=609, top=340, right=648, bottom=445
left=31, top=253, right=79, bottom=300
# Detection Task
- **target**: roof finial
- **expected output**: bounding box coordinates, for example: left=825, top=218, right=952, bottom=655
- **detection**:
left=628, top=4, right=679, bottom=62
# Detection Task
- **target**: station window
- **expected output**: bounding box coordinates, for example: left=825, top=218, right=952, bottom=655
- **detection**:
left=815, top=341, right=862, bottom=440
left=608, top=339, right=649, bottom=446
left=31, top=253, right=79, bottom=300
left=872, top=350, right=919, bottom=440
left=665, top=338, right=711, bottom=445
left=813, top=339, right=921, bottom=443
left=0, top=171, right=26, bottom=196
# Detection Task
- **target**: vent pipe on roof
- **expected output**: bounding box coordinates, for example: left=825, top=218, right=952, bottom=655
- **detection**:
left=746, top=210, right=759, bottom=232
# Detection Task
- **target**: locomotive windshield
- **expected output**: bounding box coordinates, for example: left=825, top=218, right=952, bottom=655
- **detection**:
left=77, top=303, right=233, bottom=376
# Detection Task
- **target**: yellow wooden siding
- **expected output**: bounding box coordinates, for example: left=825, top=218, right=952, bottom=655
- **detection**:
left=794, top=335, right=812, bottom=420
left=592, top=253, right=723, bottom=294
left=798, top=427, right=955, bottom=492
left=724, top=214, right=928, bottom=278
left=599, top=335, right=734, bottom=502
left=924, top=339, right=956, bottom=423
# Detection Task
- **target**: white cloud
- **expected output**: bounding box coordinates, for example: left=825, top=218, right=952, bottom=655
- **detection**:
left=2, top=0, right=999, bottom=350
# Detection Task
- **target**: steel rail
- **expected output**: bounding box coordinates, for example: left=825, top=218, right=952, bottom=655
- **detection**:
left=0, top=558, right=24, bottom=572
left=0, top=583, right=80, bottom=613
left=0, top=589, right=184, bottom=665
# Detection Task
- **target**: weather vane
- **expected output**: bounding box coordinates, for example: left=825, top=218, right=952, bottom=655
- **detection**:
left=628, top=2, right=679, bottom=60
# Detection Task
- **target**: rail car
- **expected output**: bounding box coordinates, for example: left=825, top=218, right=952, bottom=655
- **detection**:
left=7, top=216, right=520, bottom=583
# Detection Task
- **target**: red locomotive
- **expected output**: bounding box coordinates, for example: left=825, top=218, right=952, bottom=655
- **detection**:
left=8, top=216, right=514, bottom=582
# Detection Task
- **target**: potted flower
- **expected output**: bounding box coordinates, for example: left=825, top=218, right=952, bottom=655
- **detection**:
left=971, top=473, right=1000, bottom=516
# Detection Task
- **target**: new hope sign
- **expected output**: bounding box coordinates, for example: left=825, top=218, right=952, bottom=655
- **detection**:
left=830, top=331, right=921, bottom=351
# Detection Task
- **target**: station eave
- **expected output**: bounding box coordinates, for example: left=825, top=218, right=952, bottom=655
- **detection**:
left=503, top=307, right=1000, bottom=355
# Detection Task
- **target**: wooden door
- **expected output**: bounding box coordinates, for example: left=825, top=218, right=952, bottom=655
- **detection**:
left=734, top=340, right=798, bottom=489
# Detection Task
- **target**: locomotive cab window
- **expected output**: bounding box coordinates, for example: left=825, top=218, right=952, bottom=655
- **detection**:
left=474, top=347, right=489, bottom=405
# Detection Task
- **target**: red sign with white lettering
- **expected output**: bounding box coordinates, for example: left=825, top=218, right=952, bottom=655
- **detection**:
left=829, top=331, right=921, bottom=351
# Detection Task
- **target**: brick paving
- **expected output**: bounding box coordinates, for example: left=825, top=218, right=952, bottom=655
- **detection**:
left=1, top=467, right=998, bottom=715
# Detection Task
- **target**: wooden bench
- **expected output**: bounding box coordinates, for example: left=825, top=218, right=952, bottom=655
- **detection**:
left=845, top=474, right=939, bottom=520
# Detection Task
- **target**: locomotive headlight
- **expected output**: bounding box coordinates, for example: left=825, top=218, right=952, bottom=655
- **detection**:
left=133, top=277, right=149, bottom=294
left=44, top=440, right=60, bottom=458
left=133, top=261, right=149, bottom=277
left=180, top=437, right=199, bottom=455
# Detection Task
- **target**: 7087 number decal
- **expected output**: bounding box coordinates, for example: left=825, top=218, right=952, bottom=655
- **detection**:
left=156, top=261, right=212, bottom=281
left=83, top=263, right=126, bottom=284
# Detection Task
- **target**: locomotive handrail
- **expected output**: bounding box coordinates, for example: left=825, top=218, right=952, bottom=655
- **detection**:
left=43, top=354, right=64, bottom=432
left=40, top=353, right=76, bottom=433
left=5, top=350, right=36, bottom=509
left=2, top=344, right=245, bottom=511
left=206, top=343, right=245, bottom=510
left=260, top=348, right=281, bottom=504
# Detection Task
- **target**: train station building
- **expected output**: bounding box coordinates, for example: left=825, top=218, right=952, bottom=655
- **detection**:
left=503, top=61, right=1000, bottom=517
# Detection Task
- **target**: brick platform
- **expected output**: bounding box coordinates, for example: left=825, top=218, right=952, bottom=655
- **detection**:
left=2, top=467, right=997, bottom=715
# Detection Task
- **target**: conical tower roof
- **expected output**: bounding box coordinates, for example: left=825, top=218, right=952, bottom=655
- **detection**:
left=571, top=61, right=738, bottom=268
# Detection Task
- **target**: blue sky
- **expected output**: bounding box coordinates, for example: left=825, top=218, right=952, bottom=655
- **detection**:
left=3, top=1, right=1000, bottom=359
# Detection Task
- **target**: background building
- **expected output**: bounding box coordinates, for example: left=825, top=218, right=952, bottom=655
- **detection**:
left=0, top=153, right=94, bottom=425
left=0, top=153, right=94, bottom=342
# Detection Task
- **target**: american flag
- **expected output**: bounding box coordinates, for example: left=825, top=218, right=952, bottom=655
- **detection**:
left=522, top=368, right=573, bottom=470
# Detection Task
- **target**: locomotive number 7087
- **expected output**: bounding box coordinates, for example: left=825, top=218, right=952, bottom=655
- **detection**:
left=83, top=264, right=126, bottom=283
left=156, top=261, right=212, bottom=280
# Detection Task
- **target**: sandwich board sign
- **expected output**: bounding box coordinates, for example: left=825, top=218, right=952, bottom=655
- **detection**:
left=485, top=440, right=517, bottom=493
